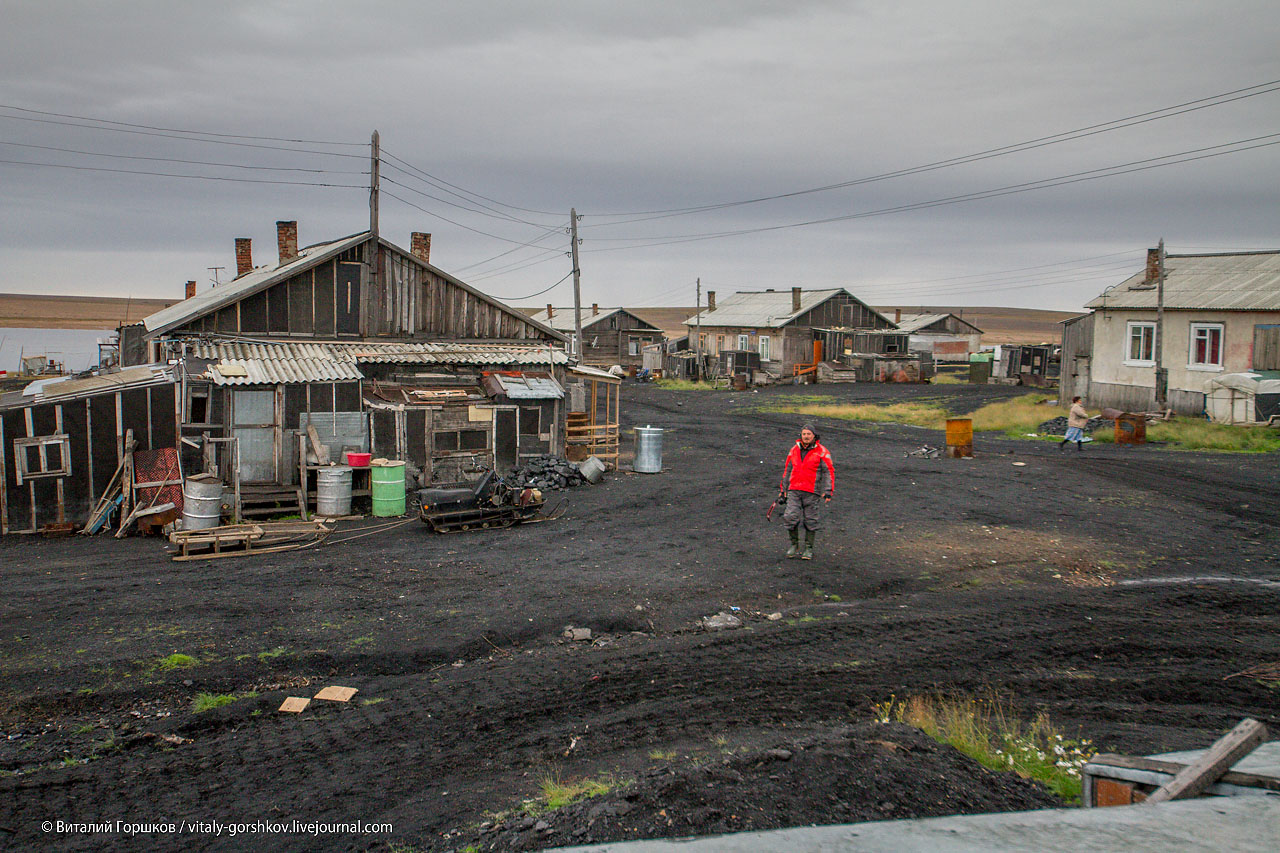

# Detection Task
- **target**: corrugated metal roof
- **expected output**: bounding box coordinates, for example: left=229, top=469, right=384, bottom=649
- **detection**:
left=489, top=373, right=565, bottom=399
left=205, top=358, right=364, bottom=386
left=525, top=307, right=660, bottom=334
left=2, top=365, right=176, bottom=409
left=191, top=340, right=567, bottom=385
left=1085, top=251, right=1280, bottom=311
left=685, top=289, right=889, bottom=328
left=894, top=313, right=950, bottom=333
left=144, top=233, right=368, bottom=334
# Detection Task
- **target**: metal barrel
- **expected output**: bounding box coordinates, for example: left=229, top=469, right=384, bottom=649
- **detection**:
left=945, top=418, right=973, bottom=458
left=181, top=477, right=223, bottom=531
left=577, top=455, right=606, bottom=483
left=633, top=425, right=663, bottom=473
left=316, top=466, right=353, bottom=517
left=370, top=461, right=406, bottom=517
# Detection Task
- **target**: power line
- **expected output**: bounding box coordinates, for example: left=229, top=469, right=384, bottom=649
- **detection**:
left=381, top=173, right=553, bottom=227
left=381, top=148, right=563, bottom=218
left=0, top=140, right=367, bottom=175
left=0, top=110, right=368, bottom=158
left=0, top=158, right=367, bottom=188
left=485, top=271, right=574, bottom=301
left=382, top=189, right=571, bottom=249
left=581, top=133, right=1280, bottom=252
left=578, top=78, right=1280, bottom=223
left=0, top=103, right=365, bottom=146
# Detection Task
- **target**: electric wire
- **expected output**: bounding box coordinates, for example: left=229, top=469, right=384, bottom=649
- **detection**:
left=485, top=270, right=574, bottom=301
left=580, top=134, right=1280, bottom=251
left=382, top=189, right=574, bottom=249
left=0, top=140, right=367, bottom=174
left=0, top=158, right=367, bottom=188
left=381, top=148, right=563, bottom=218
left=578, top=78, right=1280, bottom=222
left=380, top=157, right=559, bottom=227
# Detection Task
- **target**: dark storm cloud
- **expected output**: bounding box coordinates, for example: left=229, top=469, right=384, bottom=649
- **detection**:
left=1, top=1, right=1278, bottom=311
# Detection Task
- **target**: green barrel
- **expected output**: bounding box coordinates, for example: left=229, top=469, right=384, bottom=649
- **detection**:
left=370, top=461, right=407, bottom=517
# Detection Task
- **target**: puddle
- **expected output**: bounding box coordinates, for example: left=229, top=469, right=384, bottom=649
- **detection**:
left=1118, top=576, right=1280, bottom=590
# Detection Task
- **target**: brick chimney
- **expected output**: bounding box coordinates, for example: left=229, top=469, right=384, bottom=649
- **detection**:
left=276, top=221, right=298, bottom=265
left=546, top=303, right=554, bottom=319
left=1145, top=247, right=1160, bottom=283
left=234, top=238, right=253, bottom=277
left=707, top=290, right=716, bottom=311
left=411, top=232, right=432, bottom=264
left=895, top=308, right=902, bottom=324
left=792, top=287, right=802, bottom=313
left=185, top=280, right=197, bottom=299
left=592, top=303, right=599, bottom=316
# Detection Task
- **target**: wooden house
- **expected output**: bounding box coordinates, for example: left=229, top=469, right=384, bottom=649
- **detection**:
left=128, top=222, right=569, bottom=513
left=525, top=305, right=662, bottom=368
left=891, top=312, right=984, bottom=362
left=684, top=287, right=895, bottom=376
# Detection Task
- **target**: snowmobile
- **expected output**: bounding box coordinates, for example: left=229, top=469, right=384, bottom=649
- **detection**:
left=415, top=470, right=564, bottom=534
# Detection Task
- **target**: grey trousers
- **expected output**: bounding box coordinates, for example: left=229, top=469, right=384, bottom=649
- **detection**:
left=782, top=490, right=823, bottom=532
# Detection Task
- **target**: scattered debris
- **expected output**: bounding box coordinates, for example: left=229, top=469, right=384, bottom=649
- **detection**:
left=563, top=627, right=593, bottom=642
left=767, top=612, right=783, bottom=621
left=906, top=445, right=941, bottom=459
left=703, top=612, right=743, bottom=631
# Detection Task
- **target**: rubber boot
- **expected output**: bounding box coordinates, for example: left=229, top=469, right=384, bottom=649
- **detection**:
left=786, top=528, right=800, bottom=558
left=801, top=530, right=815, bottom=560
left=1076, top=440, right=1084, bottom=451
left=1059, top=439, right=1068, bottom=451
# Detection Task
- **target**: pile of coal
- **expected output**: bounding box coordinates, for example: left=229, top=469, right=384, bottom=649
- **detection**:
left=1037, top=415, right=1113, bottom=435
left=508, top=455, right=587, bottom=491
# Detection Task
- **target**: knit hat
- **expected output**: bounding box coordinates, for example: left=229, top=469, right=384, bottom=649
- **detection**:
left=800, top=422, right=819, bottom=442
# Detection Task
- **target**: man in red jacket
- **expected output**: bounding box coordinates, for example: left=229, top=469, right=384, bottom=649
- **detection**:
left=779, top=423, right=835, bottom=560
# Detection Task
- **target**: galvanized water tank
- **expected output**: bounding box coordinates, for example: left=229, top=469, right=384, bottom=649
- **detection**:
left=316, top=466, right=353, bottom=517
left=633, top=425, right=663, bottom=473
left=181, top=476, right=223, bottom=530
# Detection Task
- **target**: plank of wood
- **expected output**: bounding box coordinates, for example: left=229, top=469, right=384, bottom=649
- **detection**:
left=1088, top=753, right=1280, bottom=793
left=278, top=697, right=310, bottom=713
left=313, top=686, right=358, bottom=702
left=306, top=424, right=329, bottom=465
left=1144, top=719, right=1268, bottom=803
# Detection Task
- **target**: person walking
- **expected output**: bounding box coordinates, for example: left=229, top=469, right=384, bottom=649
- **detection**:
left=1061, top=396, right=1090, bottom=451
left=779, top=423, right=835, bottom=560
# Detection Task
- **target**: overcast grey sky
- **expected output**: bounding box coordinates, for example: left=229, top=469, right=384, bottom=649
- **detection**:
left=2, top=0, right=1278, bottom=313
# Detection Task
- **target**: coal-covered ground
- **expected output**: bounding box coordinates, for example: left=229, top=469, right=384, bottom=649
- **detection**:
left=2, top=380, right=1277, bottom=852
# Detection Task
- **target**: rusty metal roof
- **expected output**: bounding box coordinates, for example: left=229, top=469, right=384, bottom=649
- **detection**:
left=1086, top=251, right=1280, bottom=311
left=1, top=364, right=177, bottom=409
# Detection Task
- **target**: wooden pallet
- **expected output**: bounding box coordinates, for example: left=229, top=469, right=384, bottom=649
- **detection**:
left=168, top=521, right=330, bottom=561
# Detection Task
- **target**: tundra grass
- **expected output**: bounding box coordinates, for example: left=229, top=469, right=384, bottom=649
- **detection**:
left=192, top=691, right=258, bottom=713
left=758, top=400, right=950, bottom=429
left=653, top=378, right=724, bottom=391
left=1092, top=418, right=1280, bottom=453
left=873, top=694, right=1092, bottom=802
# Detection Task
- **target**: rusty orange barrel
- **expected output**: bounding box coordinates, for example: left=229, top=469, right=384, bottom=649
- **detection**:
left=945, top=417, right=973, bottom=458
left=1114, top=413, right=1146, bottom=445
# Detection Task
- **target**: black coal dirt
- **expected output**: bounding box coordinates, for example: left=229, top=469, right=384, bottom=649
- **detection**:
left=1, top=381, right=1277, bottom=853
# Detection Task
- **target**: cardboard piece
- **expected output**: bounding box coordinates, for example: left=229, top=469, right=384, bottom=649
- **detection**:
left=279, top=696, right=311, bottom=713
left=314, top=685, right=358, bottom=702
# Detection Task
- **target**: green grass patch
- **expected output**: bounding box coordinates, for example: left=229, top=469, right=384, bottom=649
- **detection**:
left=156, top=653, right=198, bottom=671
left=967, top=394, right=1057, bottom=435
left=1091, top=418, right=1280, bottom=453
left=192, top=691, right=258, bottom=713
left=256, top=647, right=288, bottom=662
left=653, top=378, right=723, bottom=391
left=527, top=773, right=616, bottom=815
left=758, top=400, right=949, bottom=428
left=361, top=697, right=387, bottom=706
left=929, top=372, right=968, bottom=385
left=648, top=748, right=677, bottom=760
left=873, top=694, right=1092, bottom=802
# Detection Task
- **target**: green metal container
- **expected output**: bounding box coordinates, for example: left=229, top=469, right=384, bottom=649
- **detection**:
left=370, top=461, right=407, bottom=517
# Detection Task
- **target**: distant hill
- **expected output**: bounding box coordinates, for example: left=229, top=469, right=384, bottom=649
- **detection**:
left=0, top=293, right=178, bottom=330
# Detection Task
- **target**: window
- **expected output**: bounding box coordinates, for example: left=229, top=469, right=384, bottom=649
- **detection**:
left=628, top=337, right=639, bottom=356
left=185, top=382, right=213, bottom=425
left=737, top=334, right=749, bottom=350
left=715, top=335, right=724, bottom=353
left=758, top=336, right=771, bottom=361
left=14, top=434, right=71, bottom=485
left=1189, top=323, right=1224, bottom=369
left=435, top=429, right=490, bottom=452
left=519, top=407, right=541, bottom=436
left=1126, top=322, right=1155, bottom=364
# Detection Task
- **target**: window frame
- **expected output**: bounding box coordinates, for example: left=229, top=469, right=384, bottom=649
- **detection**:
left=1188, top=322, right=1225, bottom=370
left=14, top=434, right=72, bottom=485
left=737, top=333, right=749, bottom=350
left=758, top=335, right=771, bottom=361
left=1124, top=321, right=1156, bottom=366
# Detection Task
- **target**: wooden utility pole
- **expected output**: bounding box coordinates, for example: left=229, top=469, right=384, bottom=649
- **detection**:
left=369, top=130, right=381, bottom=296
left=695, top=278, right=703, bottom=381
left=1154, top=238, right=1168, bottom=407
left=570, top=209, right=583, bottom=362
left=369, top=130, right=380, bottom=240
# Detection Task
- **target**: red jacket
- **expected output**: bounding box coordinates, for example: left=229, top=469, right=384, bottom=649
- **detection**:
left=780, top=441, right=835, bottom=496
